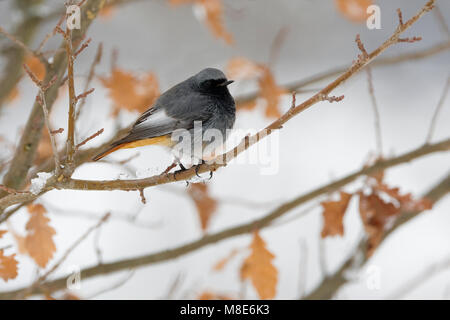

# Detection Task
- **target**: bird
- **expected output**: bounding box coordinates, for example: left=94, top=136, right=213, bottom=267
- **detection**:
left=92, top=68, right=236, bottom=169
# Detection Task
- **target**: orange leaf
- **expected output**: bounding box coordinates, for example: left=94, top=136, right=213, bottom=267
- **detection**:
left=24, top=55, right=46, bottom=82
left=0, top=230, right=6, bottom=239
left=375, top=183, right=433, bottom=212
left=226, top=57, right=262, bottom=80
left=25, top=204, right=56, bottom=268
left=0, top=250, right=18, bottom=282
left=99, top=5, right=116, bottom=19
left=194, top=0, right=233, bottom=44
left=321, top=192, right=352, bottom=238
left=258, top=67, right=287, bottom=118
left=100, top=68, right=160, bottom=115
left=187, top=183, right=217, bottom=231
left=241, top=231, right=277, bottom=299
left=335, top=0, right=373, bottom=23
left=359, top=192, right=399, bottom=256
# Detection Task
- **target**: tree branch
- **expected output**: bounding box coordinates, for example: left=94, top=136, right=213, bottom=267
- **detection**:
left=0, top=0, right=106, bottom=198
left=0, top=140, right=448, bottom=298
left=304, top=172, right=450, bottom=300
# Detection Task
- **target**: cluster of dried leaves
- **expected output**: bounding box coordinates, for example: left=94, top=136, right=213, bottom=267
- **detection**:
left=321, top=170, right=432, bottom=256
left=100, top=68, right=160, bottom=116
left=0, top=203, right=56, bottom=282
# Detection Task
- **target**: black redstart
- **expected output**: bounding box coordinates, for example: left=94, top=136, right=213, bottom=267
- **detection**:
left=93, top=68, right=236, bottom=163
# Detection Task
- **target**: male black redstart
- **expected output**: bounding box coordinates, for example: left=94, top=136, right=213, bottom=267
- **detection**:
left=93, top=68, right=235, bottom=162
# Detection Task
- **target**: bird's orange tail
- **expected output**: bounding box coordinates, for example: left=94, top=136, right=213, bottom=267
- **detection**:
left=92, top=135, right=173, bottom=161
left=92, top=144, right=126, bottom=161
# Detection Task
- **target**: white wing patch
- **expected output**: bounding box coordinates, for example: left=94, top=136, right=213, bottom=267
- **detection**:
left=134, top=108, right=176, bottom=130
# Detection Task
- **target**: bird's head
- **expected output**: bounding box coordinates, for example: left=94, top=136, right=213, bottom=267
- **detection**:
left=193, top=68, right=234, bottom=93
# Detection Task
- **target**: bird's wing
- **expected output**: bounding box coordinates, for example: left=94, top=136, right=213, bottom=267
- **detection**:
left=116, top=83, right=215, bottom=145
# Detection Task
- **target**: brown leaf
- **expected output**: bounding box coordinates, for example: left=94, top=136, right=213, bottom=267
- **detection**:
left=0, top=230, right=6, bottom=239
left=335, top=0, right=373, bottom=23
left=25, top=204, right=56, bottom=268
left=358, top=192, right=400, bottom=256
left=100, top=68, right=160, bottom=115
left=375, top=183, right=433, bottom=212
left=213, top=248, right=239, bottom=271
left=321, top=192, right=352, bottom=238
left=0, top=250, right=18, bottom=282
left=99, top=5, right=116, bottom=19
left=197, top=0, right=233, bottom=45
left=241, top=231, right=277, bottom=299
left=258, top=67, right=287, bottom=118
left=24, top=55, right=46, bottom=81
left=170, top=0, right=233, bottom=44
left=187, top=183, right=218, bottom=231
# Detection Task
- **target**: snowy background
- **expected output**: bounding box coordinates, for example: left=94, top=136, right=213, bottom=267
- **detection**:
left=0, top=0, right=449, bottom=299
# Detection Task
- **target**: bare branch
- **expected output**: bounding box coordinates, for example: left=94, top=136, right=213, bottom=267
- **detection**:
left=366, top=67, right=383, bottom=156
left=426, top=75, right=450, bottom=144
left=0, top=142, right=448, bottom=298
left=75, top=128, right=104, bottom=150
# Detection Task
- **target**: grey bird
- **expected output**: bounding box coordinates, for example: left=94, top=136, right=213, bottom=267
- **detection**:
left=92, top=68, right=235, bottom=164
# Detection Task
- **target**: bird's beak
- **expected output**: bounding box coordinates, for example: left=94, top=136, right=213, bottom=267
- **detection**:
left=218, top=79, right=234, bottom=87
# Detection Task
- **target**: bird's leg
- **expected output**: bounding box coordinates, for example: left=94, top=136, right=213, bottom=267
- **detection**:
left=195, top=160, right=214, bottom=180
left=173, top=157, right=187, bottom=181
left=195, top=160, right=205, bottom=178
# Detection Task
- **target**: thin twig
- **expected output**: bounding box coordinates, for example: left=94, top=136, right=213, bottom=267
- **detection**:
left=75, top=128, right=104, bottom=150
left=425, top=75, right=450, bottom=144
left=38, top=90, right=61, bottom=172
left=366, top=67, right=383, bottom=156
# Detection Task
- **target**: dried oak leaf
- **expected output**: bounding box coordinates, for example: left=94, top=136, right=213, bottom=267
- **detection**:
left=321, top=191, right=352, bottom=238
left=170, top=0, right=233, bottom=44
left=375, top=183, right=433, bottom=212
left=258, top=66, right=287, bottom=118
left=241, top=231, right=277, bottom=299
left=196, top=0, right=233, bottom=45
left=335, top=0, right=373, bottom=23
left=0, top=250, right=18, bottom=282
left=188, top=183, right=218, bottom=231
left=100, top=68, right=160, bottom=116
left=25, top=203, right=56, bottom=268
left=226, top=58, right=286, bottom=117
left=358, top=192, right=399, bottom=256
left=24, top=55, right=46, bottom=81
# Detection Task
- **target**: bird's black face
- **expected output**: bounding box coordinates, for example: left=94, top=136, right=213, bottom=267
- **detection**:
left=194, top=68, right=234, bottom=94
left=198, top=78, right=234, bottom=92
